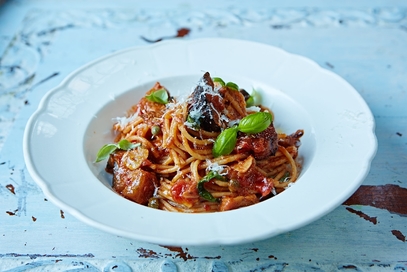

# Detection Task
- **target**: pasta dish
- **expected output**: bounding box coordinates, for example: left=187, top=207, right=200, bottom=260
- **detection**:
left=95, top=72, right=304, bottom=212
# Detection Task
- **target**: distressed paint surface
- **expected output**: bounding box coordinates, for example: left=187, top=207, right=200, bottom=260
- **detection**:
left=1, top=0, right=407, bottom=271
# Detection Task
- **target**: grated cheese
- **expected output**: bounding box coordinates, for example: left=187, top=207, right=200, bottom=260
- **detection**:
left=113, top=111, right=139, bottom=130
left=246, top=106, right=261, bottom=112
left=206, top=160, right=227, bottom=175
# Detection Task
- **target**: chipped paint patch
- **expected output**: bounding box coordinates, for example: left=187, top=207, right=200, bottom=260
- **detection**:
left=343, top=184, right=407, bottom=216
left=136, top=246, right=225, bottom=262
left=6, top=209, right=18, bottom=216
left=161, top=246, right=196, bottom=261
left=391, top=230, right=406, bottom=242
left=345, top=207, right=377, bottom=224
left=140, top=27, right=190, bottom=43
left=136, top=248, right=160, bottom=259
left=5, top=184, right=15, bottom=194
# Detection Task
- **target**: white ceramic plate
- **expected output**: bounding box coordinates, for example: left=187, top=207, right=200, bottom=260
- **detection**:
left=23, top=38, right=377, bottom=246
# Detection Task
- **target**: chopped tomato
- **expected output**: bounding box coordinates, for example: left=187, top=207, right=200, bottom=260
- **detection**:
left=171, top=179, right=199, bottom=207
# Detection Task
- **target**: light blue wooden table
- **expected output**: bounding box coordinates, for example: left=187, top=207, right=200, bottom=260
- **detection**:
left=1, top=0, right=406, bottom=271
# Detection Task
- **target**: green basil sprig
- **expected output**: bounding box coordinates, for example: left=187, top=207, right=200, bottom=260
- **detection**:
left=198, top=171, right=226, bottom=202
left=212, top=77, right=238, bottom=91
left=225, top=82, right=239, bottom=91
left=246, top=88, right=261, bottom=107
left=212, top=111, right=273, bottom=157
left=145, top=89, right=168, bottom=104
left=212, top=77, right=225, bottom=86
left=94, top=139, right=139, bottom=163
left=238, top=111, right=273, bottom=134
left=212, top=126, right=238, bottom=158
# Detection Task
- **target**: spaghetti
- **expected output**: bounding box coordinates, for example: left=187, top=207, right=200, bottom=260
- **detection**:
left=99, top=72, right=304, bottom=212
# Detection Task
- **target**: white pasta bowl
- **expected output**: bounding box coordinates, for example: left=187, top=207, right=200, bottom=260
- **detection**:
left=23, top=38, right=377, bottom=246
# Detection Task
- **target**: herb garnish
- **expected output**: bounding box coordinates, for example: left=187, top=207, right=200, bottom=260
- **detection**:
left=145, top=89, right=169, bottom=104
left=212, top=111, right=273, bottom=157
left=197, top=171, right=226, bottom=202
left=212, top=77, right=225, bottom=86
left=212, top=126, right=238, bottom=158
left=212, top=77, right=239, bottom=91
left=246, top=88, right=262, bottom=107
left=94, top=139, right=140, bottom=163
left=225, top=82, right=239, bottom=91
left=237, top=111, right=273, bottom=134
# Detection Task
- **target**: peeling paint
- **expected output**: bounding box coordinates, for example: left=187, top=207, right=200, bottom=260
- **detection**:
left=140, top=27, right=190, bottom=43
left=136, top=248, right=160, bottom=259
left=343, top=184, right=407, bottom=216
left=6, top=209, right=17, bottom=216
left=135, top=246, right=225, bottom=262
left=391, top=230, right=406, bottom=242
left=161, top=246, right=196, bottom=261
left=5, top=184, right=15, bottom=194
left=340, top=264, right=358, bottom=270
left=345, top=207, right=377, bottom=224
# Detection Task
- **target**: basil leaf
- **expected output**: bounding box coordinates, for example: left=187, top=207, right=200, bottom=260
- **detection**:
left=212, top=126, right=238, bottom=158
left=145, top=89, right=168, bottom=104
left=238, top=112, right=273, bottom=134
left=225, top=82, right=239, bottom=91
left=94, top=144, right=118, bottom=163
left=117, top=139, right=137, bottom=150
left=212, top=77, right=225, bottom=86
left=246, top=88, right=261, bottom=107
left=197, top=182, right=217, bottom=202
left=201, top=171, right=227, bottom=183
left=246, top=96, right=254, bottom=107
left=197, top=171, right=226, bottom=202
left=94, top=139, right=140, bottom=163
